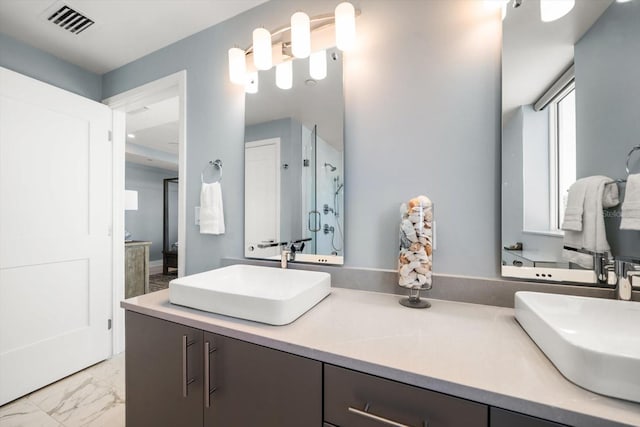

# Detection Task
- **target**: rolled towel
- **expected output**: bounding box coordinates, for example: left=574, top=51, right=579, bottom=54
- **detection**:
left=199, top=182, right=225, bottom=235
left=620, top=174, right=640, bottom=230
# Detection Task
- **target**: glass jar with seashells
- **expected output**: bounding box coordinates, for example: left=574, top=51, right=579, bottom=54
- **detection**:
left=398, top=195, right=433, bottom=308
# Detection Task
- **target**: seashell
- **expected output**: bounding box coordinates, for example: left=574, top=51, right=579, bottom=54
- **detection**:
left=401, top=219, right=418, bottom=242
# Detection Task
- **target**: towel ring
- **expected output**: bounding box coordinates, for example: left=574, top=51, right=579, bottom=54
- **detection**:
left=201, top=159, right=222, bottom=183
left=626, top=145, right=640, bottom=175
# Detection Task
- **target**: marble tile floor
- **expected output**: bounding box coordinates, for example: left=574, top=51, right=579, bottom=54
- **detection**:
left=0, top=353, right=125, bottom=427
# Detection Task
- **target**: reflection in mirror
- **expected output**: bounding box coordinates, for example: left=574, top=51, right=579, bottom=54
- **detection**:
left=502, top=0, right=640, bottom=283
left=244, top=47, right=344, bottom=264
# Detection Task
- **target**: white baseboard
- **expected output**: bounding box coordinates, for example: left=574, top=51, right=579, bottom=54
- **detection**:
left=149, top=260, right=163, bottom=275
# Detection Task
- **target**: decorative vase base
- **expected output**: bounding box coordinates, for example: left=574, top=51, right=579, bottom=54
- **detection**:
left=399, top=297, right=431, bottom=309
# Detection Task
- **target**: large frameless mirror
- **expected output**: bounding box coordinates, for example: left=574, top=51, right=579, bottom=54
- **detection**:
left=244, top=47, right=344, bottom=265
left=502, top=0, right=640, bottom=284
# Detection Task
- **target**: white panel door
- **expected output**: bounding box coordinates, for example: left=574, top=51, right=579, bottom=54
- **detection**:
left=245, top=139, right=280, bottom=258
left=0, top=67, right=112, bottom=405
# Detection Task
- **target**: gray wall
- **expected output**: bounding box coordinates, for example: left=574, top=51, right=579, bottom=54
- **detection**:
left=245, top=118, right=303, bottom=243
left=575, top=0, right=640, bottom=260
left=125, top=162, right=178, bottom=261
left=502, top=108, right=524, bottom=247
left=575, top=0, right=640, bottom=181
left=502, top=107, right=562, bottom=260
left=0, top=33, right=101, bottom=100
left=102, top=0, right=502, bottom=278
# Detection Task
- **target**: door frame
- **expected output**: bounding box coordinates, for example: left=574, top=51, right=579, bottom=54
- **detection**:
left=103, top=70, right=187, bottom=354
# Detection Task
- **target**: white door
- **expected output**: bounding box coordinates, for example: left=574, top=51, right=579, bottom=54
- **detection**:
left=245, top=139, right=280, bottom=258
left=0, top=67, right=112, bottom=405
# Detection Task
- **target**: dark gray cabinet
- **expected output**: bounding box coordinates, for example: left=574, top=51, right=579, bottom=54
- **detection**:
left=125, top=311, right=203, bottom=427
left=490, top=407, right=568, bottom=427
left=125, top=310, right=574, bottom=427
left=203, top=332, right=322, bottom=426
left=324, top=365, right=488, bottom=427
left=125, top=311, right=322, bottom=427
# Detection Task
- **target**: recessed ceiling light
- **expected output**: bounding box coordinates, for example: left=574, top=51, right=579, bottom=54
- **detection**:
left=127, top=133, right=136, bottom=139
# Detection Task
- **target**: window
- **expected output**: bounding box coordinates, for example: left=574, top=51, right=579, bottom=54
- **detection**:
left=548, top=81, right=576, bottom=231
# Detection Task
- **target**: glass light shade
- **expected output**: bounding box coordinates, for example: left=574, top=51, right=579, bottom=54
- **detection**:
left=228, top=47, right=246, bottom=85
left=245, top=72, right=258, bottom=94
left=335, top=2, right=356, bottom=51
left=309, top=50, right=327, bottom=80
left=276, top=61, right=293, bottom=90
left=252, top=28, right=272, bottom=70
left=291, top=12, right=311, bottom=58
left=540, top=0, right=575, bottom=22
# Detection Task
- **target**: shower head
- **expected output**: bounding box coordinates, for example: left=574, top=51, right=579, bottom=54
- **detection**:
left=324, top=162, right=337, bottom=172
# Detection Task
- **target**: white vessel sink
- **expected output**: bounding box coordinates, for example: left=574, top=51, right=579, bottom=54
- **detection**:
left=169, top=264, right=331, bottom=325
left=515, top=291, right=640, bottom=403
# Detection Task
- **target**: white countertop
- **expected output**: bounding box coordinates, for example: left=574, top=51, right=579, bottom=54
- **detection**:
left=121, top=287, right=640, bottom=427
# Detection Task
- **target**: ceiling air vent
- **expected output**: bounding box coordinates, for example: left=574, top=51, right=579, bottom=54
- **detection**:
left=46, top=5, right=94, bottom=35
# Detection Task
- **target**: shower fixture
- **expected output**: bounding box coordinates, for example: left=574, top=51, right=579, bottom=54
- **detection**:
left=324, top=162, right=337, bottom=171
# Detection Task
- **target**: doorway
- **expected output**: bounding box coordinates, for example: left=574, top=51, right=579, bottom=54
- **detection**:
left=103, top=71, right=187, bottom=354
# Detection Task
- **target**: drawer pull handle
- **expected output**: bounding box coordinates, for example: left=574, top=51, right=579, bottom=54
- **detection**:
left=348, top=405, right=426, bottom=427
left=204, top=341, right=217, bottom=408
left=182, top=335, right=195, bottom=398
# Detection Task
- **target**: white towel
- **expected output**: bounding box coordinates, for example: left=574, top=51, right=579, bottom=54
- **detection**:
left=562, top=176, right=619, bottom=269
left=620, top=174, right=640, bottom=230
left=562, top=179, right=588, bottom=231
left=199, top=182, right=225, bottom=235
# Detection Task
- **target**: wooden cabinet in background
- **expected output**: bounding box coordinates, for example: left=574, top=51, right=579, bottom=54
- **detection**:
left=124, top=241, right=151, bottom=298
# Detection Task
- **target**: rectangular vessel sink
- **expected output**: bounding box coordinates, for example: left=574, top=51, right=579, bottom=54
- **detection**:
left=515, top=291, right=640, bottom=403
left=169, top=264, right=331, bottom=325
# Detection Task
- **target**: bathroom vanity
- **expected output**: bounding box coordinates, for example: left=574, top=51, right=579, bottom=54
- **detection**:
left=122, top=287, right=640, bottom=427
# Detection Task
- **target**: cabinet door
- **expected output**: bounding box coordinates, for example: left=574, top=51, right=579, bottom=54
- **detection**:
left=325, top=365, right=488, bottom=427
left=203, top=332, right=322, bottom=427
left=125, top=311, right=203, bottom=427
left=490, top=407, right=568, bottom=427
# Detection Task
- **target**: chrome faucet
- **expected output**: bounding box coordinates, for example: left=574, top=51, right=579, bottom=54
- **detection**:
left=281, top=249, right=293, bottom=269
left=614, top=259, right=640, bottom=301
left=280, top=238, right=312, bottom=269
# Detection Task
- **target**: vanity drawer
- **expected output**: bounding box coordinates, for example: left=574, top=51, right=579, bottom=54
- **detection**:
left=324, top=365, right=488, bottom=427
left=490, top=408, right=568, bottom=427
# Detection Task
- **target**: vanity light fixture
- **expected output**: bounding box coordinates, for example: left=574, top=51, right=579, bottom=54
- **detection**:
left=335, top=2, right=356, bottom=51
left=309, top=50, right=327, bottom=80
left=252, top=28, right=272, bottom=70
left=291, top=12, right=311, bottom=58
left=227, top=2, right=358, bottom=93
left=228, top=47, right=246, bottom=85
left=276, top=61, right=293, bottom=90
left=540, top=0, right=575, bottom=22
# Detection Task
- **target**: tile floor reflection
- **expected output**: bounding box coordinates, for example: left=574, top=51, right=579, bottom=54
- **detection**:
left=0, top=353, right=125, bottom=427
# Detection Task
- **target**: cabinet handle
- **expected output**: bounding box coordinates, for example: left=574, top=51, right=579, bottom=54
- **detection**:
left=182, top=335, right=195, bottom=397
left=204, top=341, right=217, bottom=408
left=348, top=404, right=428, bottom=427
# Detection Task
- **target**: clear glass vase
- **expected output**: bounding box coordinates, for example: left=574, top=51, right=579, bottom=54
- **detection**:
left=398, top=196, right=433, bottom=308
